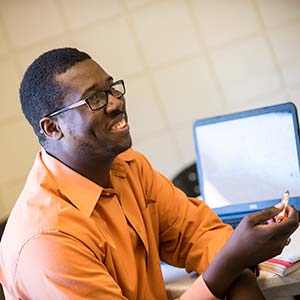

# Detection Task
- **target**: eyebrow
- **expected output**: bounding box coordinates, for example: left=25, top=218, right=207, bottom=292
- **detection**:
left=81, top=76, right=114, bottom=99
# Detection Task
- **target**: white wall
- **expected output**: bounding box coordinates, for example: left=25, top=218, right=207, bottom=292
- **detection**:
left=0, top=0, right=300, bottom=220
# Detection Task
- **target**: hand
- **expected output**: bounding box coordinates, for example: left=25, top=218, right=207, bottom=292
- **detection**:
left=202, top=204, right=299, bottom=299
left=223, top=204, right=299, bottom=271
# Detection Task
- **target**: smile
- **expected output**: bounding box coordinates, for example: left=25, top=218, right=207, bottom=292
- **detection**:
left=110, top=114, right=129, bottom=132
left=111, top=118, right=127, bottom=130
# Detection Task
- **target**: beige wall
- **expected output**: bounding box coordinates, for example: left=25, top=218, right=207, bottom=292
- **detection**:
left=0, top=0, right=300, bottom=220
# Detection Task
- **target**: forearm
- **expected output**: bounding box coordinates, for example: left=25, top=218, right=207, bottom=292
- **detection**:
left=225, top=269, right=265, bottom=300
left=199, top=249, right=261, bottom=299
left=174, top=269, right=264, bottom=300
left=178, top=275, right=221, bottom=300
left=174, top=247, right=245, bottom=300
left=201, top=243, right=243, bottom=299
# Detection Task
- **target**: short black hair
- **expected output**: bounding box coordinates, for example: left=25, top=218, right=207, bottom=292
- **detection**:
left=20, top=47, right=91, bottom=145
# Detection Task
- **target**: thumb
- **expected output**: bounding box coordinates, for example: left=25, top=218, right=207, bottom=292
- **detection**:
left=250, top=203, right=284, bottom=225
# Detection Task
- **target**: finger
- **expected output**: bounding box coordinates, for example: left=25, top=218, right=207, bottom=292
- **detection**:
left=266, top=208, right=299, bottom=237
left=267, top=217, right=275, bottom=224
left=281, top=206, right=299, bottom=225
left=274, top=202, right=285, bottom=210
left=248, top=205, right=284, bottom=225
left=285, top=205, right=299, bottom=221
left=285, top=237, right=291, bottom=246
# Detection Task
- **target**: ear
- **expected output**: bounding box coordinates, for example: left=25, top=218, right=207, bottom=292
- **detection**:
left=39, top=117, right=63, bottom=140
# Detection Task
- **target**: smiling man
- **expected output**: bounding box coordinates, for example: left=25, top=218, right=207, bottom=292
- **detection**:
left=0, top=48, right=298, bottom=300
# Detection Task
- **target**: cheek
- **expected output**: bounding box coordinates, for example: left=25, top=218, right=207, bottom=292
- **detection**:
left=61, top=109, right=107, bottom=141
left=59, top=115, right=84, bottom=140
left=64, top=110, right=89, bottom=130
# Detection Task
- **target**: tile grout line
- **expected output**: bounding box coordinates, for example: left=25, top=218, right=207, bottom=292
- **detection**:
left=121, top=0, right=186, bottom=166
left=251, top=0, right=291, bottom=99
left=184, top=0, right=229, bottom=112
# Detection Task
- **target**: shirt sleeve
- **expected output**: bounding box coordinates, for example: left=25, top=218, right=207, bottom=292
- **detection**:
left=137, top=152, right=233, bottom=274
left=14, top=233, right=129, bottom=300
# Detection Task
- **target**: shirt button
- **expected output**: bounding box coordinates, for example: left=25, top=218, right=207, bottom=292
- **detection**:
left=102, top=189, right=115, bottom=197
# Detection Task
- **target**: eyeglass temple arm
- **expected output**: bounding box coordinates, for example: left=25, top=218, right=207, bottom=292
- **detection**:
left=46, top=99, right=87, bottom=117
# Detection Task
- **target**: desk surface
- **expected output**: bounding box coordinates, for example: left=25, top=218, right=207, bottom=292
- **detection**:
left=162, top=265, right=300, bottom=300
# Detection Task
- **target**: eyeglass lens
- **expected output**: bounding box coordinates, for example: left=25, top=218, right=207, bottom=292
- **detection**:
left=88, top=81, right=125, bottom=110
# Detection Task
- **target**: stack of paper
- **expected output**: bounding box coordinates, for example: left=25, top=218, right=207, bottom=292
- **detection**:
left=260, top=226, right=300, bottom=276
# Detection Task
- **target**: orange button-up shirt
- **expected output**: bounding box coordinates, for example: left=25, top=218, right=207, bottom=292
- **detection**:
left=0, top=148, right=232, bottom=300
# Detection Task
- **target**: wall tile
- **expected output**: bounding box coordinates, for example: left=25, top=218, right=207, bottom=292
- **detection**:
left=172, top=123, right=196, bottom=169
left=0, top=57, right=22, bottom=121
left=269, top=22, right=300, bottom=87
left=134, top=131, right=182, bottom=179
left=225, top=89, right=290, bottom=113
left=289, top=87, right=300, bottom=105
left=16, top=36, right=75, bottom=76
left=281, top=66, right=300, bottom=89
left=73, top=18, right=143, bottom=78
left=0, top=28, right=9, bottom=57
left=0, top=0, right=65, bottom=48
left=130, top=0, right=200, bottom=67
left=191, top=0, right=260, bottom=48
left=257, top=0, right=300, bottom=28
left=59, top=0, right=123, bottom=30
left=125, top=76, right=166, bottom=142
left=153, top=56, right=224, bottom=127
left=0, top=119, right=39, bottom=184
left=211, top=35, right=282, bottom=106
left=1, top=0, right=300, bottom=213
left=125, top=0, right=154, bottom=9
left=269, top=22, right=300, bottom=66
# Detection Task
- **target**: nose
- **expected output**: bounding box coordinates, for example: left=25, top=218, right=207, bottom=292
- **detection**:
left=105, top=93, right=125, bottom=114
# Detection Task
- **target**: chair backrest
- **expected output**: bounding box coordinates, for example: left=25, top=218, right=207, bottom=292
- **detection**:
left=172, top=162, right=200, bottom=198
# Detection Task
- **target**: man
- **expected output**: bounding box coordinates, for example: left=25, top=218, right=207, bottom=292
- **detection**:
left=0, top=48, right=298, bottom=300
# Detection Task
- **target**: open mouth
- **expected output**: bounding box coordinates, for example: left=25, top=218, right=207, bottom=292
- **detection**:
left=110, top=114, right=129, bottom=132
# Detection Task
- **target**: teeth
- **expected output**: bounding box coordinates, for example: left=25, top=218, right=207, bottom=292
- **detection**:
left=112, top=118, right=126, bottom=129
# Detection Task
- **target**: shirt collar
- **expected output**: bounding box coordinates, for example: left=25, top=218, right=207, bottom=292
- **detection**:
left=40, top=148, right=135, bottom=217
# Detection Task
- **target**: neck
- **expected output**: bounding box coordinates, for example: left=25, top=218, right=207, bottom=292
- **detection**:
left=46, top=149, right=115, bottom=187
left=73, top=160, right=113, bottom=188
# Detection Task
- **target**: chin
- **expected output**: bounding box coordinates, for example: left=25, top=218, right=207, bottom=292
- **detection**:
left=120, top=136, right=132, bottom=153
left=113, top=135, right=132, bottom=156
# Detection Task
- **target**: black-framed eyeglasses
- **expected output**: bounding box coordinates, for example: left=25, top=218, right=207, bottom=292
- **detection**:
left=44, top=80, right=126, bottom=118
